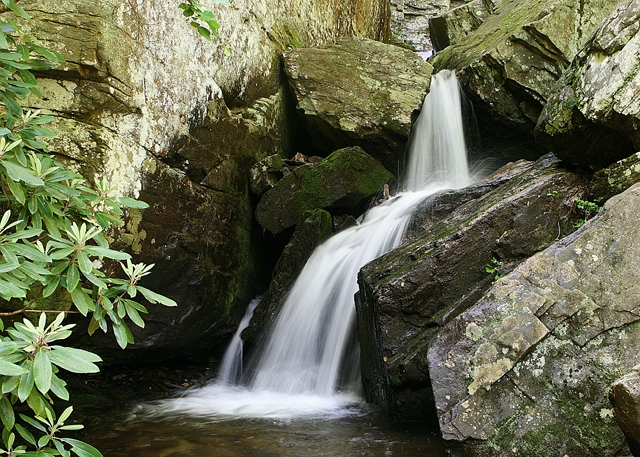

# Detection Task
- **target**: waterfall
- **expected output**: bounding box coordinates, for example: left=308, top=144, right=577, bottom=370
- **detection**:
left=216, top=296, right=261, bottom=385
left=405, top=70, right=470, bottom=191
left=140, top=70, right=471, bottom=421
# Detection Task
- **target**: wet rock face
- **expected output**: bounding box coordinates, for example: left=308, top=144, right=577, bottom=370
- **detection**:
left=430, top=0, right=619, bottom=140
left=534, top=0, right=640, bottom=171
left=242, top=210, right=333, bottom=346
left=283, top=38, right=433, bottom=173
left=356, top=154, right=588, bottom=419
left=428, top=183, right=640, bottom=456
left=255, top=147, right=394, bottom=235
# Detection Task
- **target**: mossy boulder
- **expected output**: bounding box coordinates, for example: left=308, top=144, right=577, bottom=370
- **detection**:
left=283, top=38, right=433, bottom=173
left=430, top=0, right=619, bottom=141
left=356, top=154, right=588, bottom=420
left=255, top=147, right=394, bottom=235
left=428, top=183, right=640, bottom=456
left=429, top=0, right=495, bottom=52
left=534, top=0, right=640, bottom=171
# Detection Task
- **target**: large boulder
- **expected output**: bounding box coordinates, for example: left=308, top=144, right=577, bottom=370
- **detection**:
left=428, top=183, right=640, bottom=456
left=430, top=0, right=619, bottom=141
left=356, top=154, right=588, bottom=419
left=534, top=0, right=640, bottom=171
left=255, top=147, right=394, bottom=235
left=283, top=38, right=433, bottom=173
left=429, top=0, right=496, bottom=52
left=11, top=0, right=389, bottom=361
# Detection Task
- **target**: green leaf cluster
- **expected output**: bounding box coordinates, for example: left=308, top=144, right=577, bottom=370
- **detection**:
left=0, top=6, right=177, bottom=457
left=485, top=257, right=504, bottom=281
left=573, top=197, right=603, bottom=228
left=178, top=0, right=229, bottom=41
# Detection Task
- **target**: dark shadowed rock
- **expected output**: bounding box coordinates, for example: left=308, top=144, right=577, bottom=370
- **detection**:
left=248, top=154, right=286, bottom=197
left=428, top=183, right=640, bottom=456
left=356, top=154, right=588, bottom=420
left=610, top=365, right=640, bottom=456
left=242, top=209, right=333, bottom=345
left=283, top=38, right=433, bottom=173
left=535, top=0, right=640, bottom=171
left=255, top=147, right=394, bottom=235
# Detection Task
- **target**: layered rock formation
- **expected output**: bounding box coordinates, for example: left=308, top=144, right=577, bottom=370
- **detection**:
left=356, top=155, right=588, bottom=419
left=429, top=0, right=619, bottom=142
left=11, top=0, right=389, bottom=360
left=535, top=0, right=640, bottom=170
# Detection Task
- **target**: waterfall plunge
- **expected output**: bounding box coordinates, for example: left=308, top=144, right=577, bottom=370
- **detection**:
left=141, top=70, right=471, bottom=421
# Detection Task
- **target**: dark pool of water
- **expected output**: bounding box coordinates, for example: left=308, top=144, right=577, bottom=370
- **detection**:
left=82, top=407, right=447, bottom=457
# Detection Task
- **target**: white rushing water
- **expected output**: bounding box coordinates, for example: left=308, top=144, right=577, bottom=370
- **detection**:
left=140, top=70, right=471, bottom=421
left=216, top=296, right=261, bottom=385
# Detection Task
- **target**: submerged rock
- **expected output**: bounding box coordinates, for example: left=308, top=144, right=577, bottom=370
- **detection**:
left=255, top=146, right=394, bottom=235
left=428, top=183, right=640, bottom=456
left=535, top=0, right=640, bottom=170
left=356, top=154, right=588, bottom=420
left=283, top=38, right=433, bottom=173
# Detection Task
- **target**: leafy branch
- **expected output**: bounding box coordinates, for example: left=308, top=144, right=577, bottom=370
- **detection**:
left=178, top=0, right=229, bottom=42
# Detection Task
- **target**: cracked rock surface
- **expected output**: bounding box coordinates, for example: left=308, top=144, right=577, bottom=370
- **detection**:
left=428, top=183, right=640, bottom=456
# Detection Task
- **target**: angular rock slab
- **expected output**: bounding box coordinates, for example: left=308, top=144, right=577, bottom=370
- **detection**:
left=610, top=365, right=640, bottom=456
left=431, top=0, right=619, bottom=136
left=255, top=146, right=394, bottom=235
left=356, top=155, right=588, bottom=420
left=428, top=184, right=640, bottom=456
left=283, top=38, right=433, bottom=173
left=535, top=0, right=640, bottom=170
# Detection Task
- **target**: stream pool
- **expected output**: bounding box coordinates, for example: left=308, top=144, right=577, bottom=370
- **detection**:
left=81, top=401, right=447, bottom=457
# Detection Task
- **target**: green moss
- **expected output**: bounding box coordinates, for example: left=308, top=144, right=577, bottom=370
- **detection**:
left=270, top=22, right=304, bottom=50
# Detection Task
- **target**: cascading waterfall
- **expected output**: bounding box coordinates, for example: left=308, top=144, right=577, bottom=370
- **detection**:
left=140, top=69, right=471, bottom=421
left=216, top=296, right=261, bottom=385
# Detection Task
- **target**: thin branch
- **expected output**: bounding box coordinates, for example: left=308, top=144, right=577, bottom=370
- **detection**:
left=0, top=308, right=80, bottom=317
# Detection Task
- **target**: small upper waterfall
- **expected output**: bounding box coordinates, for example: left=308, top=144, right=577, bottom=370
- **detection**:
left=405, top=70, right=470, bottom=191
left=217, top=296, right=261, bottom=385
left=140, top=70, right=471, bottom=420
